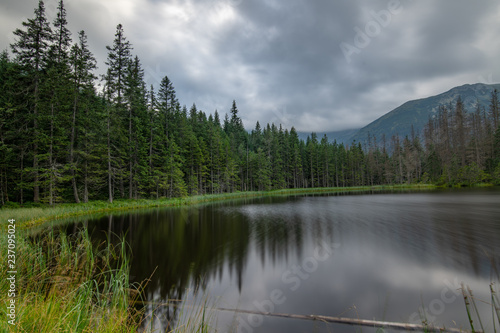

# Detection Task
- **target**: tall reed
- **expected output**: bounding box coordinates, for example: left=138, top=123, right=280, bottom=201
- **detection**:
left=0, top=229, right=142, bottom=332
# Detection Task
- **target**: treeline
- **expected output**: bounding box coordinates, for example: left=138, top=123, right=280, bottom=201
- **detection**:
left=366, top=94, right=500, bottom=186
left=1, top=1, right=500, bottom=206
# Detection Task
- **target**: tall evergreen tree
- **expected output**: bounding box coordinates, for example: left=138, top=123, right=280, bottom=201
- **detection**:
left=0, top=52, right=17, bottom=204
left=11, top=0, right=53, bottom=203
left=104, top=23, right=132, bottom=202
left=124, top=55, right=148, bottom=198
left=52, top=0, right=71, bottom=65
left=158, top=75, right=177, bottom=140
left=69, top=30, right=97, bottom=202
left=490, top=89, right=499, bottom=131
left=40, top=0, right=73, bottom=205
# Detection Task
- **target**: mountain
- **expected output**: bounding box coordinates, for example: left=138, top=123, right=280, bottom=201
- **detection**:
left=343, top=83, right=500, bottom=145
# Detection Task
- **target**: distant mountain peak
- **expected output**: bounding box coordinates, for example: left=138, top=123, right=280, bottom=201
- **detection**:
left=342, top=83, right=500, bottom=145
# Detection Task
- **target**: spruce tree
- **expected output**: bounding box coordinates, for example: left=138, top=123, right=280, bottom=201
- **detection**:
left=69, top=30, right=97, bottom=202
left=490, top=89, right=499, bottom=131
left=124, top=55, right=148, bottom=198
left=40, top=0, right=73, bottom=205
left=104, top=24, right=132, bottom=202
left=0, top=52, right=17, bottom=204
left=158, top=75, right=177, bottom=140
left=156, top=75, right=181, bottom=197
left=11, top=0, right=53, bottom=203
left=288, top=127, right=303, bottom=188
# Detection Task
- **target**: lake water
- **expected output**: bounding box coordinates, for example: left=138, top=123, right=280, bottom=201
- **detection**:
left=66, top=188, right=500, bottom=332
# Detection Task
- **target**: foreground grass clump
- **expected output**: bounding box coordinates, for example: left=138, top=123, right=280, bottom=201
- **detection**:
left=0, top=229, right=142, bottom=332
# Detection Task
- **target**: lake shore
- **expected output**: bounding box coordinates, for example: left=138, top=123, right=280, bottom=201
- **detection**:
left=1, top=184, right=438, bottom=230
left=2, top=184, right=498, bottom=332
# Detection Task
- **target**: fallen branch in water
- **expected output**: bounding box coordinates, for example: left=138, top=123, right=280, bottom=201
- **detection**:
left=216, top=307, right=469, bottom=332
left=134, top=299, right=471, bottom=332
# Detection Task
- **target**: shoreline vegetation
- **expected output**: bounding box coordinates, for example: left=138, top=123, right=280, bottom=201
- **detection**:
left=1, top=184, right=441, bottom=230
left=1, top=185, right=498, bottom=332
left=1, top=0, right=499, bottom=331
left=0, top=230, right=141, bottom=332
left=1, top=1, right=500, bottom=212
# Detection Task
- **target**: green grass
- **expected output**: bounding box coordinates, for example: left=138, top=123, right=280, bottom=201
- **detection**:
left=0, top=184, right=437, bottom=230
left=0, top=229, right=142, bottom=332
left=0, top=227, right=224, bottom=332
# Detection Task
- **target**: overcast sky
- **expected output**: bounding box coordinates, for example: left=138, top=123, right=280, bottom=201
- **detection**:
left=1, top=0, right=500, bottom=132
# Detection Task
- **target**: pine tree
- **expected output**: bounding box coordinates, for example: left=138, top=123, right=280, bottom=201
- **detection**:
left=288, top=127, right=303, bottom=188
left=494, top=125, right=500, bottom=165
left=319, top=134, right=330, bottom=187
left=270, top=124, right=285, bottom=189
left=52, top=0, right=71, bottom=64
left=105, top=24, right=132, bottom=109
left=156, top=75, right=181, bottom=197
left=39, top=0, right=73, bottom=205
left=104, top=23, right=133, bottom=202
left=0, top=52, right=17, bottom=204
left=125, top=55, right=148, bottom=198
left=490, top=89, right=499, bottom=131
left=228, top=100, right=246, bottom=144
left=213, top=110, right=221, bottom=127
left=306, top=133, right=319, bottom=188
left=158, top=75, right=177, bottom=140
left=453, top=96, right=466, bottom=167
left=10, top=0, right=53, bottom=203
left=146, top=84, right=157, bottom=197
left=69, top=30, right=97, bottom=202
left=253, top=147, right=271, bottom=191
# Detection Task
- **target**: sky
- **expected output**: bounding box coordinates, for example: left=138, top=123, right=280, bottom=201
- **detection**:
left=1, top=0, right=500, bottom=132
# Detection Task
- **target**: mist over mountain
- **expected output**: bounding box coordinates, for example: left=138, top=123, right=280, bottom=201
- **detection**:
left=328, top=83, right=500, bottom=145
left=296, top=128, right=359, bottom=143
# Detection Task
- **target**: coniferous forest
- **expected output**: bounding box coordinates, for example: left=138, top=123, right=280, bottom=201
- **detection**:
left=1, top=0, right=500, bottom=206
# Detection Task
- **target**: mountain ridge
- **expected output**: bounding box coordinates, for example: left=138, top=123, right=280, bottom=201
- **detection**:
left=335, top=83, right=500, bottom=144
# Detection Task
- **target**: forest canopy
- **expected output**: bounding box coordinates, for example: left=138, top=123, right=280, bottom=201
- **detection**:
left=1, top=0, right=500, bottom=206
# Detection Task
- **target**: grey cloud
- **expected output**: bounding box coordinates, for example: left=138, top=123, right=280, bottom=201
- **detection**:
left=1, top=0, right=500, bottom=132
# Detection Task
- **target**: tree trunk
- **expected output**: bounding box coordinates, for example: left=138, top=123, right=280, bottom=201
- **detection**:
left=33, top=80, right=40, bottom=203
left=107, top=108, right=113, bottom=203
left=83, top=159, right=89, bottom=203
left=49, top=103, right=55, bottom=206
left=71, top=91, right=80, bottom=203
left=19, top=150, right=24, bottom=205
left=129, top=107, right=133, bottom=199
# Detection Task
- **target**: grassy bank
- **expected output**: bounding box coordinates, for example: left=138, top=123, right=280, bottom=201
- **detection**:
left=0, top=229, right=141, bottom=332
left=1, top=184, right=437, bottom=230
left=0, top=229, right=219, bottom=332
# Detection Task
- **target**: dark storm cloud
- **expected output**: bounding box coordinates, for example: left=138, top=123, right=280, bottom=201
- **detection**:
left=2, top=0, right=500, bottom=131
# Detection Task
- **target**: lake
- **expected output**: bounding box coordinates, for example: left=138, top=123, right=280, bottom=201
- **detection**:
left=63, top=188, right=500, bottom=332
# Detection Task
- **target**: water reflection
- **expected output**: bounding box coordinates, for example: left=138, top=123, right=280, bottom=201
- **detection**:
left=64, top=189, right=500, bottom=332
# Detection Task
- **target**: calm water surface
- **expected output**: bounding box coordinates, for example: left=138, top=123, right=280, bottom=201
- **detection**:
left=67, top=189, right=500, bottom=332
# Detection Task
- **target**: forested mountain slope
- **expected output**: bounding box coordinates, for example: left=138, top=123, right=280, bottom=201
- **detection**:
left=347, top=83, right=500, bottom=144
